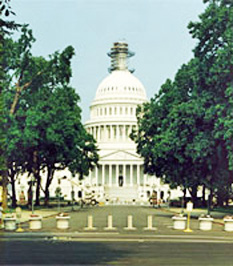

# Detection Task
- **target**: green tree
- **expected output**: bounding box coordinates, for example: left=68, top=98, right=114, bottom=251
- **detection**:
left=4, top=32, right=99, bottom=206
left=188, top=0, right=233, bottom=205
left=0, top=0, right=20, bottom=209
left=133, top=0, right=233, bottom=207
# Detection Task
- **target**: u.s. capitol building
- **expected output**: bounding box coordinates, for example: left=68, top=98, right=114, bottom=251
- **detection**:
left=83, top=41, right=171, bottom=204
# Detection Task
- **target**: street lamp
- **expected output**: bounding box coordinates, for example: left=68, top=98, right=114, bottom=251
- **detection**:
left=55, top=176, right=67, bottom=212
left=55, top=185, right=62, bottom=213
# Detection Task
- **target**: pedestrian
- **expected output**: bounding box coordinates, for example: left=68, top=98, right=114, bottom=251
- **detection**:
left=0, top=202, right=3, bottom=229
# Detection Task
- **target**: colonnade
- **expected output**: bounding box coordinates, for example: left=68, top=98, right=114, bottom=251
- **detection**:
left=92, top=105, right=137, bottom=118
left=88, top=164, right=148, bottom=187
left=86, top=124, right=137, bottom=142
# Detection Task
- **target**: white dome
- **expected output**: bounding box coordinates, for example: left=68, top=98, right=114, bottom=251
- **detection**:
left=94, top=70, right=147, bottom=102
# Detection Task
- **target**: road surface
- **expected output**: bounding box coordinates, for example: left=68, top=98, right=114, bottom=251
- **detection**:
left=1, top=237, right=233, bottom=265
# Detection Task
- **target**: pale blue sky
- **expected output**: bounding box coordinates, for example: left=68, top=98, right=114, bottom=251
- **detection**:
left=12, top=0, right=206, bottom=121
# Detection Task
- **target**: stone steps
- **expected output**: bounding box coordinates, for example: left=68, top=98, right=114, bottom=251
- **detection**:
left=104, top=185, right=139, bottom=202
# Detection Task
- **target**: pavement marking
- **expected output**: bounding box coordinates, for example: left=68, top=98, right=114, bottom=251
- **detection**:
left=50, top=237, right=233, bottom=244
left=1, top=237, right=233, bottom=244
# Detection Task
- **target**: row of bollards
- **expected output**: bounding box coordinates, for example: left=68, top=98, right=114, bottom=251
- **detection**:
left=2, top=214, right=156, bottom=231
left=84, top=215, right=156, bottom=231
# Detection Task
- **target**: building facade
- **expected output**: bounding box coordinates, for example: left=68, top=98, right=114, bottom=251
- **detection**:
left=84, top=42, right=162, bottom=203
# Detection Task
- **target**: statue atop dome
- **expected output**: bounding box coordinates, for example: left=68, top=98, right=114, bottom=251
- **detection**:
left=107, top=41, right=135, bottom=73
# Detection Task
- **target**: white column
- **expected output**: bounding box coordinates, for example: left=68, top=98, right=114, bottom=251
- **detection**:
left=102, top=165, right=105, bottom=185
left=123, top=164, right=126, bottom=186
left=89, top=170, right=92, bottom=185
left=104, top=125, right=107, bottom=141
left=117, top=125, right=120, bottom=141
left=95, top=166, right=98, bottom=185
left=99, top=126, right=101, bottom=141
left=116, top=164, right=119, bottom=186
left=109, top=164, right=112, bottom=187
left=123, top=125, right=126, bottom=141
left=107, top=125, right=111, bottom=140
left=137, top=164, right=140, bottom=185
left=130, top=164, right=133, bottom=186
left=129, top=125, right=132, bottom=140
left=94, top=126, right=97, bottom=140
left=110, top=125, right=113, bottom=140
left=96, top=126, right=98, bottom=141
left=97, top=126, right=100, bottom=141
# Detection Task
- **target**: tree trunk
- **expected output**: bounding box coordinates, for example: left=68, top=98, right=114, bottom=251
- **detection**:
left=217, top=193, right=224, bottom=207
left=32, top=150, right=41, bottom=206
left=189, top=185, right=198, bottom=207
left=182, top=188, right=186, bottom=206
left=27, top=184, right=32, bottom=208
left=35, top=175, right=41, bottom=206
left=207, top=188, right=213, bottom=215
left=44, top=188, right=50, bottom=206
left=44, top=167, right=55, bottom=206
left=10, top=176, right=17, bottom=208
left=202, top=185, right=206, bottom=207
left=44, top=170, right=51, bottom=206
left=1, top=170, right=8, bottom=209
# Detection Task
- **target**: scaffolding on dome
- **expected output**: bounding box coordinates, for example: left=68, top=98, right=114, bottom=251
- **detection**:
left=108, top=41, right=135, bottom=73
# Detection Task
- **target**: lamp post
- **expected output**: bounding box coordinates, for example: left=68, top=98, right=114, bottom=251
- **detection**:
left=55, top=176, right=67, bottom=213
left=55, top=186, right=62, bottom=213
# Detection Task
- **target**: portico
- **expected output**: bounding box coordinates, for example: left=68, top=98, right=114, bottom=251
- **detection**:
left=88, top=163, right=148, bottom=187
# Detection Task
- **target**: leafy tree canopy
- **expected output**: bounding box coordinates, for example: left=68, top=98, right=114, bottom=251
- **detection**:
left=3, top=25, right=99, bottom=206
left=133, top=0, right=233, bottom=204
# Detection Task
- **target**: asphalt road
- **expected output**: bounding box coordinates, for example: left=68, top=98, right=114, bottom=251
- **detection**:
left=1, top=238, right=233, bottom=265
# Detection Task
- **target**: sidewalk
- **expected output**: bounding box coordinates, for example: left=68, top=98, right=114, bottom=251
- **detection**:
left=161, top=207, right=226, bottom=225
left=2, top=205, right=77, bottom=223
left=20, top=209, right=58, bottom=223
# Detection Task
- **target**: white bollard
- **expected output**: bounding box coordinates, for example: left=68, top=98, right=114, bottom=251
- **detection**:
left=104, top=215, right=116, bottom=230
left=124, top=215, right=136, bottom=230
left=144, top=215, right=156, bottom=231
left=84, top=215, right=97, bottom=230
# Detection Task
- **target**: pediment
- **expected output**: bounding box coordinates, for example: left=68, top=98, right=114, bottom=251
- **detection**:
left=100, top=150, right=141, bottom=161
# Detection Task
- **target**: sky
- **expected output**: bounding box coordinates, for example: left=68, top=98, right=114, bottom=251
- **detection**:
left=11, top=0, right=206, bottom=121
